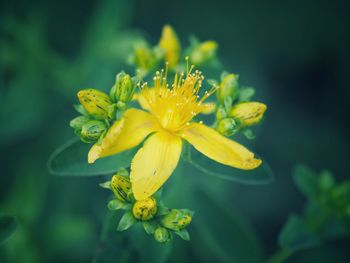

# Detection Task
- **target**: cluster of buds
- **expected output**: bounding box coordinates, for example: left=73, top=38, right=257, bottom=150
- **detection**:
left=153, top=209, right=193, bottom=243
left=100, top=169, right=193, bottom=243
left=214, top=73, right=267, bottom=137
left=128, top=25, right=180, bottom=76
left=129, top=25, right=218, bottom=76
left=70, top=71, right=136, bottom=144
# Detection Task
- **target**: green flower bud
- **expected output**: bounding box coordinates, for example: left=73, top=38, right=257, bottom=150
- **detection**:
left=230, top=102, right=267, bottom=127
left=69, top=116, right=91, bottom=131
left=111, top=174, right=132, bottom=202
left=190, top=41, right=218, bottom=65
left=80, top=120, right=107, bottom=143
left=161, top=209, right=192, bottom=231
left=77, top=89, right=112, bottom=119
left=217, top=74, right=239, bottom=104
left=216, top=105, right=227, bottom=120
left=134, top=45, right=157, bottom=74
left=110, top=71, right=135, bottom=104
left=132, top=197, right=157, bottom=221
left=154, top=227, right=172, bottom=243
left=217, top=118, right=239, bottom=136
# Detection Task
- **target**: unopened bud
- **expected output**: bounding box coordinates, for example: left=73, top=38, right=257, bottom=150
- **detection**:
left=190, top=41, right=218, bottom=65
left=217, top=118, right=239, bottom=136
left=110, top=71, right=135, bottom=103
left=111, top=174, right=132, bottom=202
left=80, top=120, right=107, bottom=143
left=217, top=74, right=239, bottom=104
left=134, top=45, right=157, bottom=73
left=230, top=102, right=267, bottom=127
left=77, top=89, right=112, bottom=119
left=154, top=227, right=172, bottom=243
left=159, top=25, right=181, bottom=68
left=70, top=116, right=91, bottom=131
left=132, top=197, right=157, bottom=221
left=161, top=209, right=192, bottom=231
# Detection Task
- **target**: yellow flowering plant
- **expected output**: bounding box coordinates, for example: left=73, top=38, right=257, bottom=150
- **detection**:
left=48, top=25, right=272, bottom=243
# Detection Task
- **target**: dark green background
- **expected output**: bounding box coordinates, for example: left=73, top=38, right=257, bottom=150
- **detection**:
left=1, top=0, right=349, bottom=262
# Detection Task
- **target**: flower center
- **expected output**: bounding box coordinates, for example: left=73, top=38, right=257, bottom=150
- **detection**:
left=140, top=60, right=217, bottom=132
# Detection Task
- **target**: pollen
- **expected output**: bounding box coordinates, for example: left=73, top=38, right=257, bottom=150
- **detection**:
left=140, top=62, right=217, bottom=132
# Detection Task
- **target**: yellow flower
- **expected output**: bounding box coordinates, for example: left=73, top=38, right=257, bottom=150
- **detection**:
left=88, top=65, right=262, bottom=200
left=159, top=25, right=181, bottom=68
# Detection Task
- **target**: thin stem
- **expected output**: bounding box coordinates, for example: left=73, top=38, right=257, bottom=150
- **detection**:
left=91, top=210, right=114, bottom=263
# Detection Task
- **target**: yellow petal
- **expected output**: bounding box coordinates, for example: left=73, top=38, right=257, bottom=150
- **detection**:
left=88, top=109, right=159, bottom=163
left=135, top=90, right=152, bottom=111
left=130, top=131, right=182, bottom=200
left=180, top=123, right=261, bottom=170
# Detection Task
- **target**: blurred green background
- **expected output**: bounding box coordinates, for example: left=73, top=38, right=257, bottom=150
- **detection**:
left=1, top=0, right=350, bottom=262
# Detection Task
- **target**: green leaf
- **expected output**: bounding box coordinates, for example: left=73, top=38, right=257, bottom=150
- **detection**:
left=182, top=143, right=273, bottom=185
left=189, top=188, right=263, bottom=263
left=117, top=211, right=137, bottom=231
left=278, top=214, right=320, bottom=252
left=157, top=205, right=170, bottom=216
left=318, top=170, right=334, bottom=192
left=99, top=180, right=111, bottom=189
left=108, top=199, right=130, bottom=211
left=0, top=215, right=17, bottom=246
left=153, top=189, right=163, bottom=201
left=74, top=104, right=90, bottom=116
left=143, top=221, right=157, bottom=235
left=293, top=165, right=319, bottom=201
left=174, top=229, right=190, bottom=241
left=239, top=86, right=255, bottom=101
left=48, top=137, right=137, bottom=176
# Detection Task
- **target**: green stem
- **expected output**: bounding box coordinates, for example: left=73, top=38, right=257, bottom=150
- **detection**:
left=91, top=210, right=114, bottom=263
left=265, top=249, right=292, bottom=263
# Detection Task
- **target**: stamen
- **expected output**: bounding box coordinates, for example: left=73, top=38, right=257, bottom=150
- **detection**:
left=140, top=63, right=216, bottom=131
left=185, top=56, right=189, bottom=74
